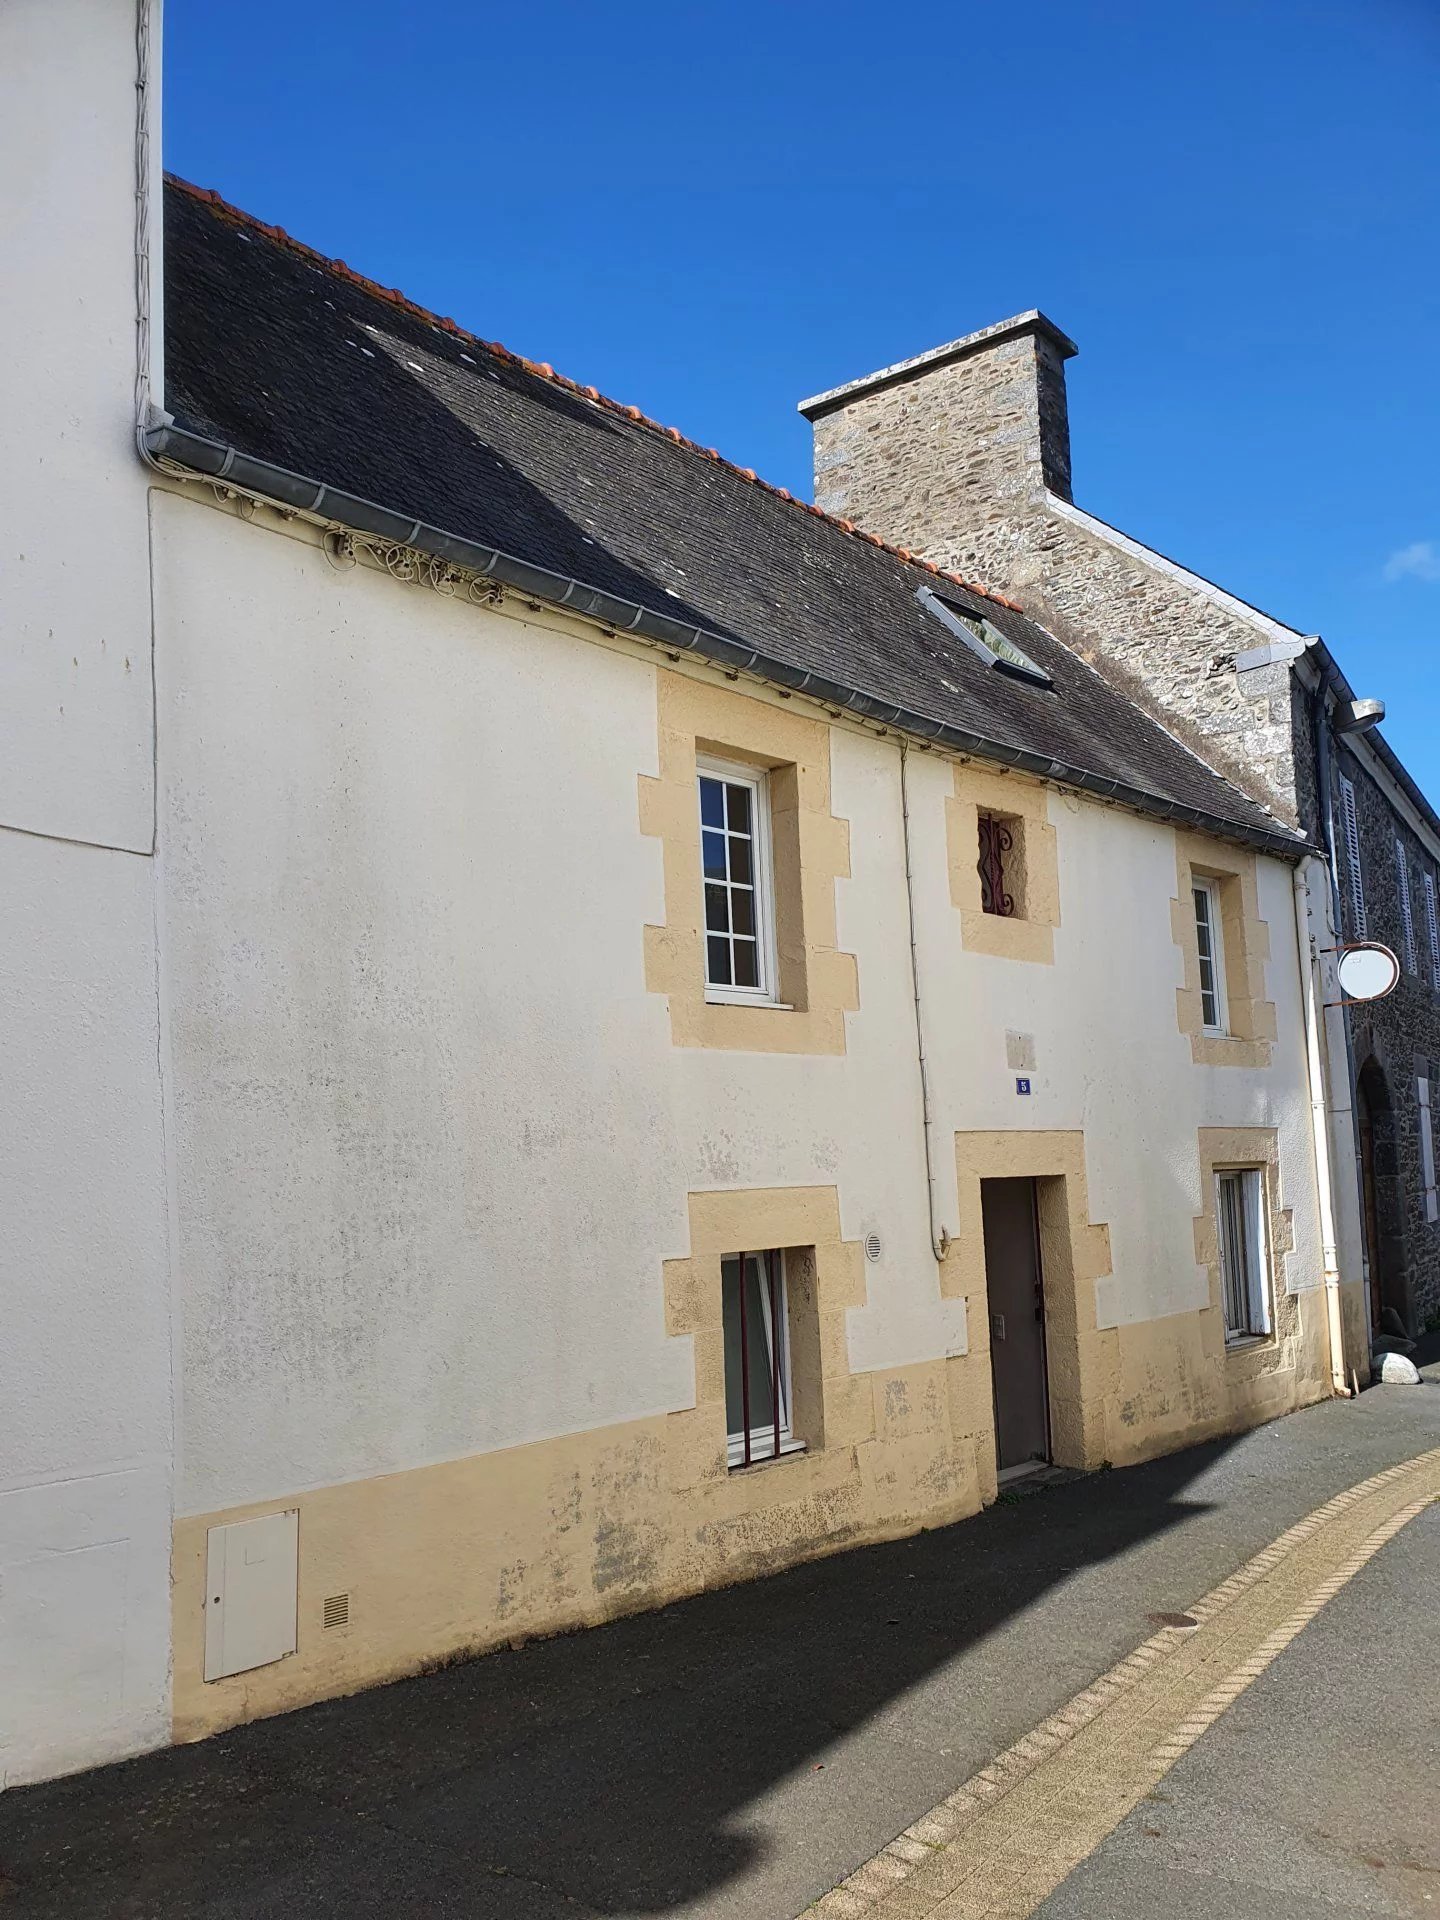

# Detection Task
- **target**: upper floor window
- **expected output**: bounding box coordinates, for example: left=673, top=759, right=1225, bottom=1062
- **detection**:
left=1424, top=870, right=1440, bottom=995
left=699, top=758, right=778, bottom=1004
left=977, top=813, right=1019, bottom=917
left=1396, top=841, right=1418, bottom=974
left=1339, top=774, right=1367, bottom=937
left=1216, top=1168, right=1271, bottom=1342
left=1193, top=878, right=1229, bottom=1035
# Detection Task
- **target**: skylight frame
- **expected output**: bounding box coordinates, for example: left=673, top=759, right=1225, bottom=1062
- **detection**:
left=915, top=585, right=1053, bottom=688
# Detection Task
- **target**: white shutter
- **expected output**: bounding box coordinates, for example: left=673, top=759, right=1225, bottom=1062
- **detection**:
left=1419, top=1078, right=1438, bottom=1226
left=1339, top=775, right=1366, bottom=938
left=1396, top=842, right=1417, bottom=973
left=1424, top=870, right=1440, bottom=994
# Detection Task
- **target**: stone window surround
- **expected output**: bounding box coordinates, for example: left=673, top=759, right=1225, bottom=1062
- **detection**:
left=1192, top=1128, right=1297, bottom=1375
left=1171, top=831, right=1276, bottom=1069
left=639, top=669, right=858, bottom=1053
left=951, top=1130, right=1115, bottom=1475
left=946, top=765, right=1060, bottom=966
left=662, top=1186, right=874, bottom=1483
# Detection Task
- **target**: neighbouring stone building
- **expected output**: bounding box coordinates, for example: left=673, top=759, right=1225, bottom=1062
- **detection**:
left=801, top=316, right=1440, bottom=1348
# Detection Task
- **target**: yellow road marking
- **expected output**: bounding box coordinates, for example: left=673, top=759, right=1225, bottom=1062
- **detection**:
left=808, top=1446, right=1440, bottom=1920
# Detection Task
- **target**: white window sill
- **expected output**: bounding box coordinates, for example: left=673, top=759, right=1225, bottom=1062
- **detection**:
left=1201, top=1025, right=1232, bottom=1040
left=727, top=1435, right=806, bottom=1471
left=1224, top=1331, right=1272, bottom=1352
left=704, top=989, right=794, bottom=1010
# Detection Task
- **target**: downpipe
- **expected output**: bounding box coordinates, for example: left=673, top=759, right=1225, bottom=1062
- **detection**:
left=899, top=741, right=951, bottom=1266
left=1293, top=858, right=1354, bottom=1396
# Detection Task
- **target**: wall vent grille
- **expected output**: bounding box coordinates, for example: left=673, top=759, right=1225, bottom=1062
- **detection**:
left=323, top=1592, right=350, bottom=1631
left=864, top=1232, right=883, bottom=1263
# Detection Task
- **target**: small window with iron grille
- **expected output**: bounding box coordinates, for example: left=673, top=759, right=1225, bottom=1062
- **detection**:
left=698, top=757, right=780, bottom=1004
left=722, top=1249, right=802, bottom=1468
left=977, top=813, right=1024, bottom=918
left=1193, top=877, right=1229, bottom=1034
left=1216, top=1168, right=1271, bottom=1342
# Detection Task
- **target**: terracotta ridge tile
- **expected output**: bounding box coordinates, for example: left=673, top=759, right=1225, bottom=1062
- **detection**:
left=165, top=173, right=1024, bottom=614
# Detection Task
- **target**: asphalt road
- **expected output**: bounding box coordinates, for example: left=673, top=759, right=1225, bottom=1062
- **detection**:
left=2, top=1372, right=1438, bottom=1919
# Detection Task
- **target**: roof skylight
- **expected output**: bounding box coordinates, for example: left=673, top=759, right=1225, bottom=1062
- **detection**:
left=916, top=586, right=1052, bottom=687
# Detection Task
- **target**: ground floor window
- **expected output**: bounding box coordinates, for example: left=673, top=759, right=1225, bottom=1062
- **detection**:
left=1216, top=1168, right=1271, bottom=1341
left=722, top=1250, right=801, bottom=1467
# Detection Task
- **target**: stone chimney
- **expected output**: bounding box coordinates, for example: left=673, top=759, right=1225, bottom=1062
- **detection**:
left=797, top=312, right=1077, bottom=581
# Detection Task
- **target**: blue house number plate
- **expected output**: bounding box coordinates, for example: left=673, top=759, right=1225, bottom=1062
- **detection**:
left=1015, top=1077, right=1032, bottom=1096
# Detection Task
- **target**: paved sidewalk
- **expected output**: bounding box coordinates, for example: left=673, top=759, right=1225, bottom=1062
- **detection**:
left=2, top=1379, right=1439, bottom=1919
left=1038, top=1497, right=1440, bottom=1917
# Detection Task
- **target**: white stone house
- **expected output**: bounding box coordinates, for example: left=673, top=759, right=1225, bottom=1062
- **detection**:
left=0, top=0, right=1350, bottom=1786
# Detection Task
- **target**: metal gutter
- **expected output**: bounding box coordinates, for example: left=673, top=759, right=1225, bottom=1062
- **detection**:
left=143, top=421, right=1313, bottom=863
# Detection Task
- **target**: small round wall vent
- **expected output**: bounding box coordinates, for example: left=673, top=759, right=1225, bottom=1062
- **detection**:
left=864, top=1232, right=883, bottom=1263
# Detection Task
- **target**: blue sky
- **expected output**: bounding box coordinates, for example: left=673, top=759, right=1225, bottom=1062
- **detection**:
left=166, top=0, right=1439, bottom=790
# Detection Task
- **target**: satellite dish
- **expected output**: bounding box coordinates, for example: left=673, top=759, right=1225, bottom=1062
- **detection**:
left=1336, top=943, right=1400, bottom=1003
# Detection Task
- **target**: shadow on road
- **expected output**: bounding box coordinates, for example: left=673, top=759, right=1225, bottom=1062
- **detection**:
left=0, top=1438, right=1251, bottom=1918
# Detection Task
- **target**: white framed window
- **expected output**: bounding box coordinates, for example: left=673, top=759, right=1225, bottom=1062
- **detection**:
left=1396, top=841, right=1418, bottom=974
left=722, top=1249, right=802, bottom=1468
left=1419, top=1077, right=1438, bottom=1226
left=1424, top=871, right=1440, bottom=995
left=1339, top=774, right=1367, bottom=938
left=1216, top=1168, right=1272, bottom=1342
left=1193, top=878, right=1229, bottom=1034
left=698, top=757, right=780, bottom=1005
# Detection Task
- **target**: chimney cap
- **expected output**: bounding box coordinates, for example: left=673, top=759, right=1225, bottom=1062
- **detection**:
left=798, top=310, right=1078, bottom=420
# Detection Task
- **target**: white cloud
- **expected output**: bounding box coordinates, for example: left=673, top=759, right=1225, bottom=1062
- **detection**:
left=1382, top=539, right=1440, bottom=584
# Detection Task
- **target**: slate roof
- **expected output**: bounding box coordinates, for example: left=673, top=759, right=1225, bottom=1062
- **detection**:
left=159, top=177, right=1302, bottom=856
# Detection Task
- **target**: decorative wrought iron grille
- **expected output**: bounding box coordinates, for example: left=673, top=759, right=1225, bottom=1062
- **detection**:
left=977, top=814, right=1016, bottom=917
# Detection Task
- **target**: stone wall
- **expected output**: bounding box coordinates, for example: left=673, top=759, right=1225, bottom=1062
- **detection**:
left=803, top=316, right=1304, bottom=828
left=1328, top=726, right=1440, bottom=1335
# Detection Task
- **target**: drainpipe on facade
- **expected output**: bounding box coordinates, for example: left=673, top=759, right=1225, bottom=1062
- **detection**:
left=899, top=741, right=951, bottom=1266
left=1293, top=857, right=1353, bottom=1396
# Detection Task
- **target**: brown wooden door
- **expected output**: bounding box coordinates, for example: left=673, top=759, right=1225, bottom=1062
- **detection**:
left=982, top=1178, right=1050, bottom=1472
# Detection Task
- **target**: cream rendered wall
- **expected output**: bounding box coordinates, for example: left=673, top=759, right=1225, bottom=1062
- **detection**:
left=0, top=0, right=172, bottom=1784
left=154, top=497, right=953, bottom=1521
left=154, top=496, right=692, bottom=1513
left=0, top=0, right=157, bottom=850
left=892, top=752, right=1321, bottom=1354
left=157, top=488, right=1325, bottom=1545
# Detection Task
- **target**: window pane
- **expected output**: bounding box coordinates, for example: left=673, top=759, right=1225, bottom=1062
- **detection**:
left=733, top=937, right=759, bottom=988
left=722, top=1254, right=778, bottom=1440
left=1218, top=1173, right=1255, bottom=1335
left=1194, top=888, right=1213, bottom=958
left=706, top=935, right=732, bottom=986
left=1195, top=887, right=1221, bottom=1029
left=1199, top=964, right=1219, bottom=1031
left=729, top=833, right=753, bottom=885
left=730, top=885, right=755, bottom=937
left=702, top=830, right=728, bottom=879
left=699, top=777, right=725, bottom=829
left=704, top=883, right=730, bottom=935
left=725, top=781, right=752, bottom=833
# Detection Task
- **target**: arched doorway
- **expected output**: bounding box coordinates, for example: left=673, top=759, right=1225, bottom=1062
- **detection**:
left=1356, top=1056, right=1409, bottom=1334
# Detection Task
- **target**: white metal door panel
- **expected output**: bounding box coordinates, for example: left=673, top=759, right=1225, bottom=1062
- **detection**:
left=204, top=1510, right=298, bottom=1682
